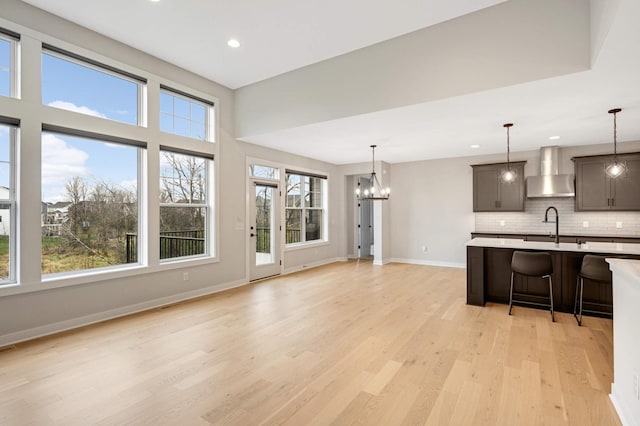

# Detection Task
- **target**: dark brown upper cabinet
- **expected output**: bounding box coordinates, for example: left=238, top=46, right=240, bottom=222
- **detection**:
left=472, top=162, right=526, bottom=212
left=574, top=153, right=640, bottom=211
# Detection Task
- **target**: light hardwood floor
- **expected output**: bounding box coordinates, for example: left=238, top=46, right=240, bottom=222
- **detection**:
left=0, top=261, right=620, bottom=425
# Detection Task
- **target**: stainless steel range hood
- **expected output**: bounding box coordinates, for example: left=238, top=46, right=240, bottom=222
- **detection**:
left=526, top=146, right=575, bottom=198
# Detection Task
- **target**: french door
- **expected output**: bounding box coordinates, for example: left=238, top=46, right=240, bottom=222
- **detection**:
left=249, top=181, right=281, bottom=280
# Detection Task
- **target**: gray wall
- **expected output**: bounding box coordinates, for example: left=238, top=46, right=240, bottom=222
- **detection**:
left=0, top=1, right=343, bottom=345
left=235, top=0, right=590, bottom=138
left=389, top=140, right=640, bottom=267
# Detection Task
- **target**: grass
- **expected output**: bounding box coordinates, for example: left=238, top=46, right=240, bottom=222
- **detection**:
left=41, top=236, right=123, bottom=274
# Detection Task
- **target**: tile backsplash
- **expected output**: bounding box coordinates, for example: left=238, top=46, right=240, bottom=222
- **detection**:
left=475, top=198, right=640, bottom=236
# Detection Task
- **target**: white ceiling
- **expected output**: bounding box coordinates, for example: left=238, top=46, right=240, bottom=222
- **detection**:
left=20, top=0, right=640, bottom=165
left=21, top=0, right=507, bottom=90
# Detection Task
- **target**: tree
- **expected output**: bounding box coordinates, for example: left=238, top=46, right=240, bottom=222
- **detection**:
left=159, top=152, right=206, bottom=233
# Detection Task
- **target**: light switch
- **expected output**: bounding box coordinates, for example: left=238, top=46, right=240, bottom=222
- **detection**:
left=582, top=221, right=589, bottom=228
left=616, top=221, right=623, bottom=229
left=499, top=220, right=505, bottom=227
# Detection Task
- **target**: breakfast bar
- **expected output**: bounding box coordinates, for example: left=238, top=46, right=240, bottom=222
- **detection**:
left=466, top=237, right=640, bottom=314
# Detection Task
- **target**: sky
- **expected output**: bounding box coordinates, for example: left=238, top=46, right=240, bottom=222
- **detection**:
left=2, top=48, right=206, bottom=203
left=41, top=53, right=140, bottom=202
left=0, top=39, right=9, bottom=97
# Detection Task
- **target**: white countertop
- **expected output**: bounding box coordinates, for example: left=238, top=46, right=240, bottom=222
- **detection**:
left=466, top=237, right=640, bottom=256
left=607, top=258, right=640, bottom=279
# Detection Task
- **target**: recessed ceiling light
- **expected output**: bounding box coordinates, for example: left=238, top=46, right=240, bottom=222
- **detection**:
left=150, top=0, right=160, bottom=2
left=227, top=39, right=240, bottom=48
left=549, top=135, right=560, bottom=140
left=471, top=144, right=480, bottom=149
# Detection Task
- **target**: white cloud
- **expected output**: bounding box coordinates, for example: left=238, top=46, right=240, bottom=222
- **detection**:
left=119, top=179, right=137, bottom=192
left=42, top=133, right=89, bottom=202
left=114, top=110, right=129, bottom=115
left=48, top=100, right=107, bottom=119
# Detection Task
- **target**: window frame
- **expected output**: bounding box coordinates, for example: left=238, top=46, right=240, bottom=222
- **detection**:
left=0, top=29, right=19, bottom=98
left=284, top=170, right=328, bottom=248
left=159, top=146, right=214, bottom=262
left=41, top=44, right=145, bottom=126
left=159, top=85, right=214, bottom=142
left=40, top=125, right=146, bottom=280
left=0, top=119, right=18, bottom=286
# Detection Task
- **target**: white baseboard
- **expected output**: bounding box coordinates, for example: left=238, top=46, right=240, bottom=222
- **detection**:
left=390, top=258, right=466, bottom=269
left=610, top=387, right=633, bottom=426
left=283, top=257, right=346, bottom=275
left=0, top=277, right=248, bottom=348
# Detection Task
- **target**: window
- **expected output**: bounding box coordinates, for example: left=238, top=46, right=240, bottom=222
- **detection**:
left=0, top=30, right=18, bottom=98
left=0, top=120, right=17, bottom=284
left=160, top=86, right=212, bottom=141
left=41, top=128, right=144, bottom=275
left=41, top=46, right=144, bottom=125
left=285, top=171, right=326, bottom=245
left=249, top=164, right=279, bottom=180
left=159, top=147, right=213, bottom=260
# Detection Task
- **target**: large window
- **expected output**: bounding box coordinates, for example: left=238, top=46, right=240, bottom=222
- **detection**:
left=41, top=129, right=143, bottom=275
left=41, top=46, right=143, bottom=125
left=285, top=171, right=326, bottom=245
left=0, top=121, right=16, bottom=284
left=0, top=30, right=18, bottom=98
left=159, top=147, right=213, bottom=260
left=160, top=87, right=212, bottom=141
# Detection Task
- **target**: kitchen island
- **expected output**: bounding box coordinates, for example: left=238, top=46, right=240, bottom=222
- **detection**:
left=607, top=259, right=640, bottom=426
left=466, top=237, right=640, bottom=314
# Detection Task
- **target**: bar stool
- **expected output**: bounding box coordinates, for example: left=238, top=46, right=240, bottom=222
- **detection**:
left=574, top=255, right=612, bottom=326
left=509, top=251, right=555, bottom=322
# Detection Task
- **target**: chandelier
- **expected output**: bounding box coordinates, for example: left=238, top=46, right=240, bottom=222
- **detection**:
left=356, top=145, right=390, bottom=200
left=500, top=123, right=517, bottom=183
left=604, top=108, right=627, bottom=178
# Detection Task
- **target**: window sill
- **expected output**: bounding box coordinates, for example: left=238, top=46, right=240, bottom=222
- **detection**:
left=0, top=256, right=220, bottom=298
left=284, top=240, right=329, bottom=252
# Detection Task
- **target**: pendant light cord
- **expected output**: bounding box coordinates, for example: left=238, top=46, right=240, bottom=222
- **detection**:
left=506, top=125, right=511, bottom=167
left=613, top=111, right=618, bottom=158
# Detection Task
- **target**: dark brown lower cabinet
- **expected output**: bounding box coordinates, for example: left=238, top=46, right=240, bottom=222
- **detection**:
left=466, top=246, right=639, bottom=316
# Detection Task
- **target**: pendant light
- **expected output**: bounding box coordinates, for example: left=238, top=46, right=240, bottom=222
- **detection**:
left=604, top=108, right=627, bottom=178
left=356, top=145, right=390, bottom=200
left=500, top=123, right=517, bottom=183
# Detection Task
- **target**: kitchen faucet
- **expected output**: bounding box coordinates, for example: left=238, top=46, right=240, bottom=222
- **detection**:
left=543, top=206, right=559, bottom=245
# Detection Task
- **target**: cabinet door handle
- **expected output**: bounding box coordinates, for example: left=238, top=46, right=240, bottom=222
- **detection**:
left=607, top=198, right=610, bottom=206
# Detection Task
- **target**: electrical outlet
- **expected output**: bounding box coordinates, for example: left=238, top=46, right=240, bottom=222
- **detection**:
left=421, top=245, right=427, bottom=253
left=183, top=272, right=189, bottom=281
left=499, top=220, right=505, bottom=227
left=616, top=221, right=623, bottom=229
left=583, top=221, right=589, bottom=228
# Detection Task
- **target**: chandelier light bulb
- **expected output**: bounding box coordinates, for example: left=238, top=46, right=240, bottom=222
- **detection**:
left=354, top=145, right=390, bottom=200
left=501, top=169, right=516, bottom=183
left=605, top=161, right=627, bottom=178
left=605, top=108, right=627, bottom=179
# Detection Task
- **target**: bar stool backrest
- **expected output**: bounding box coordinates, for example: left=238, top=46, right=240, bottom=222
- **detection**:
left=579, top=255, right=612, bottom=283
left=511, top=251, right=553, bottom=277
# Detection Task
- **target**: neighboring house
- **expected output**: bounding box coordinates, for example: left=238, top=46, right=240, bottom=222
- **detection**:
left=42, top=201, right=70, bottom=237
left=45, top=201, right=71, bottom=224
left=0, top=187, right=9, bottom=237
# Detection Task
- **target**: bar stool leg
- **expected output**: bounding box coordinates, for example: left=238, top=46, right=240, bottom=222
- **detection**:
left=508, top=272, right=515, bottom=315
left=573, top=276, right=581, bottom=326
left=578, top=277, right=584, bottom=326
left=548, top=275, right=555, bottom=322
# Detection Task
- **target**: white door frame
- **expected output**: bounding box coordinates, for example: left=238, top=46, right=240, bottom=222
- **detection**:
left=249, top=180, right=281, bottom=281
